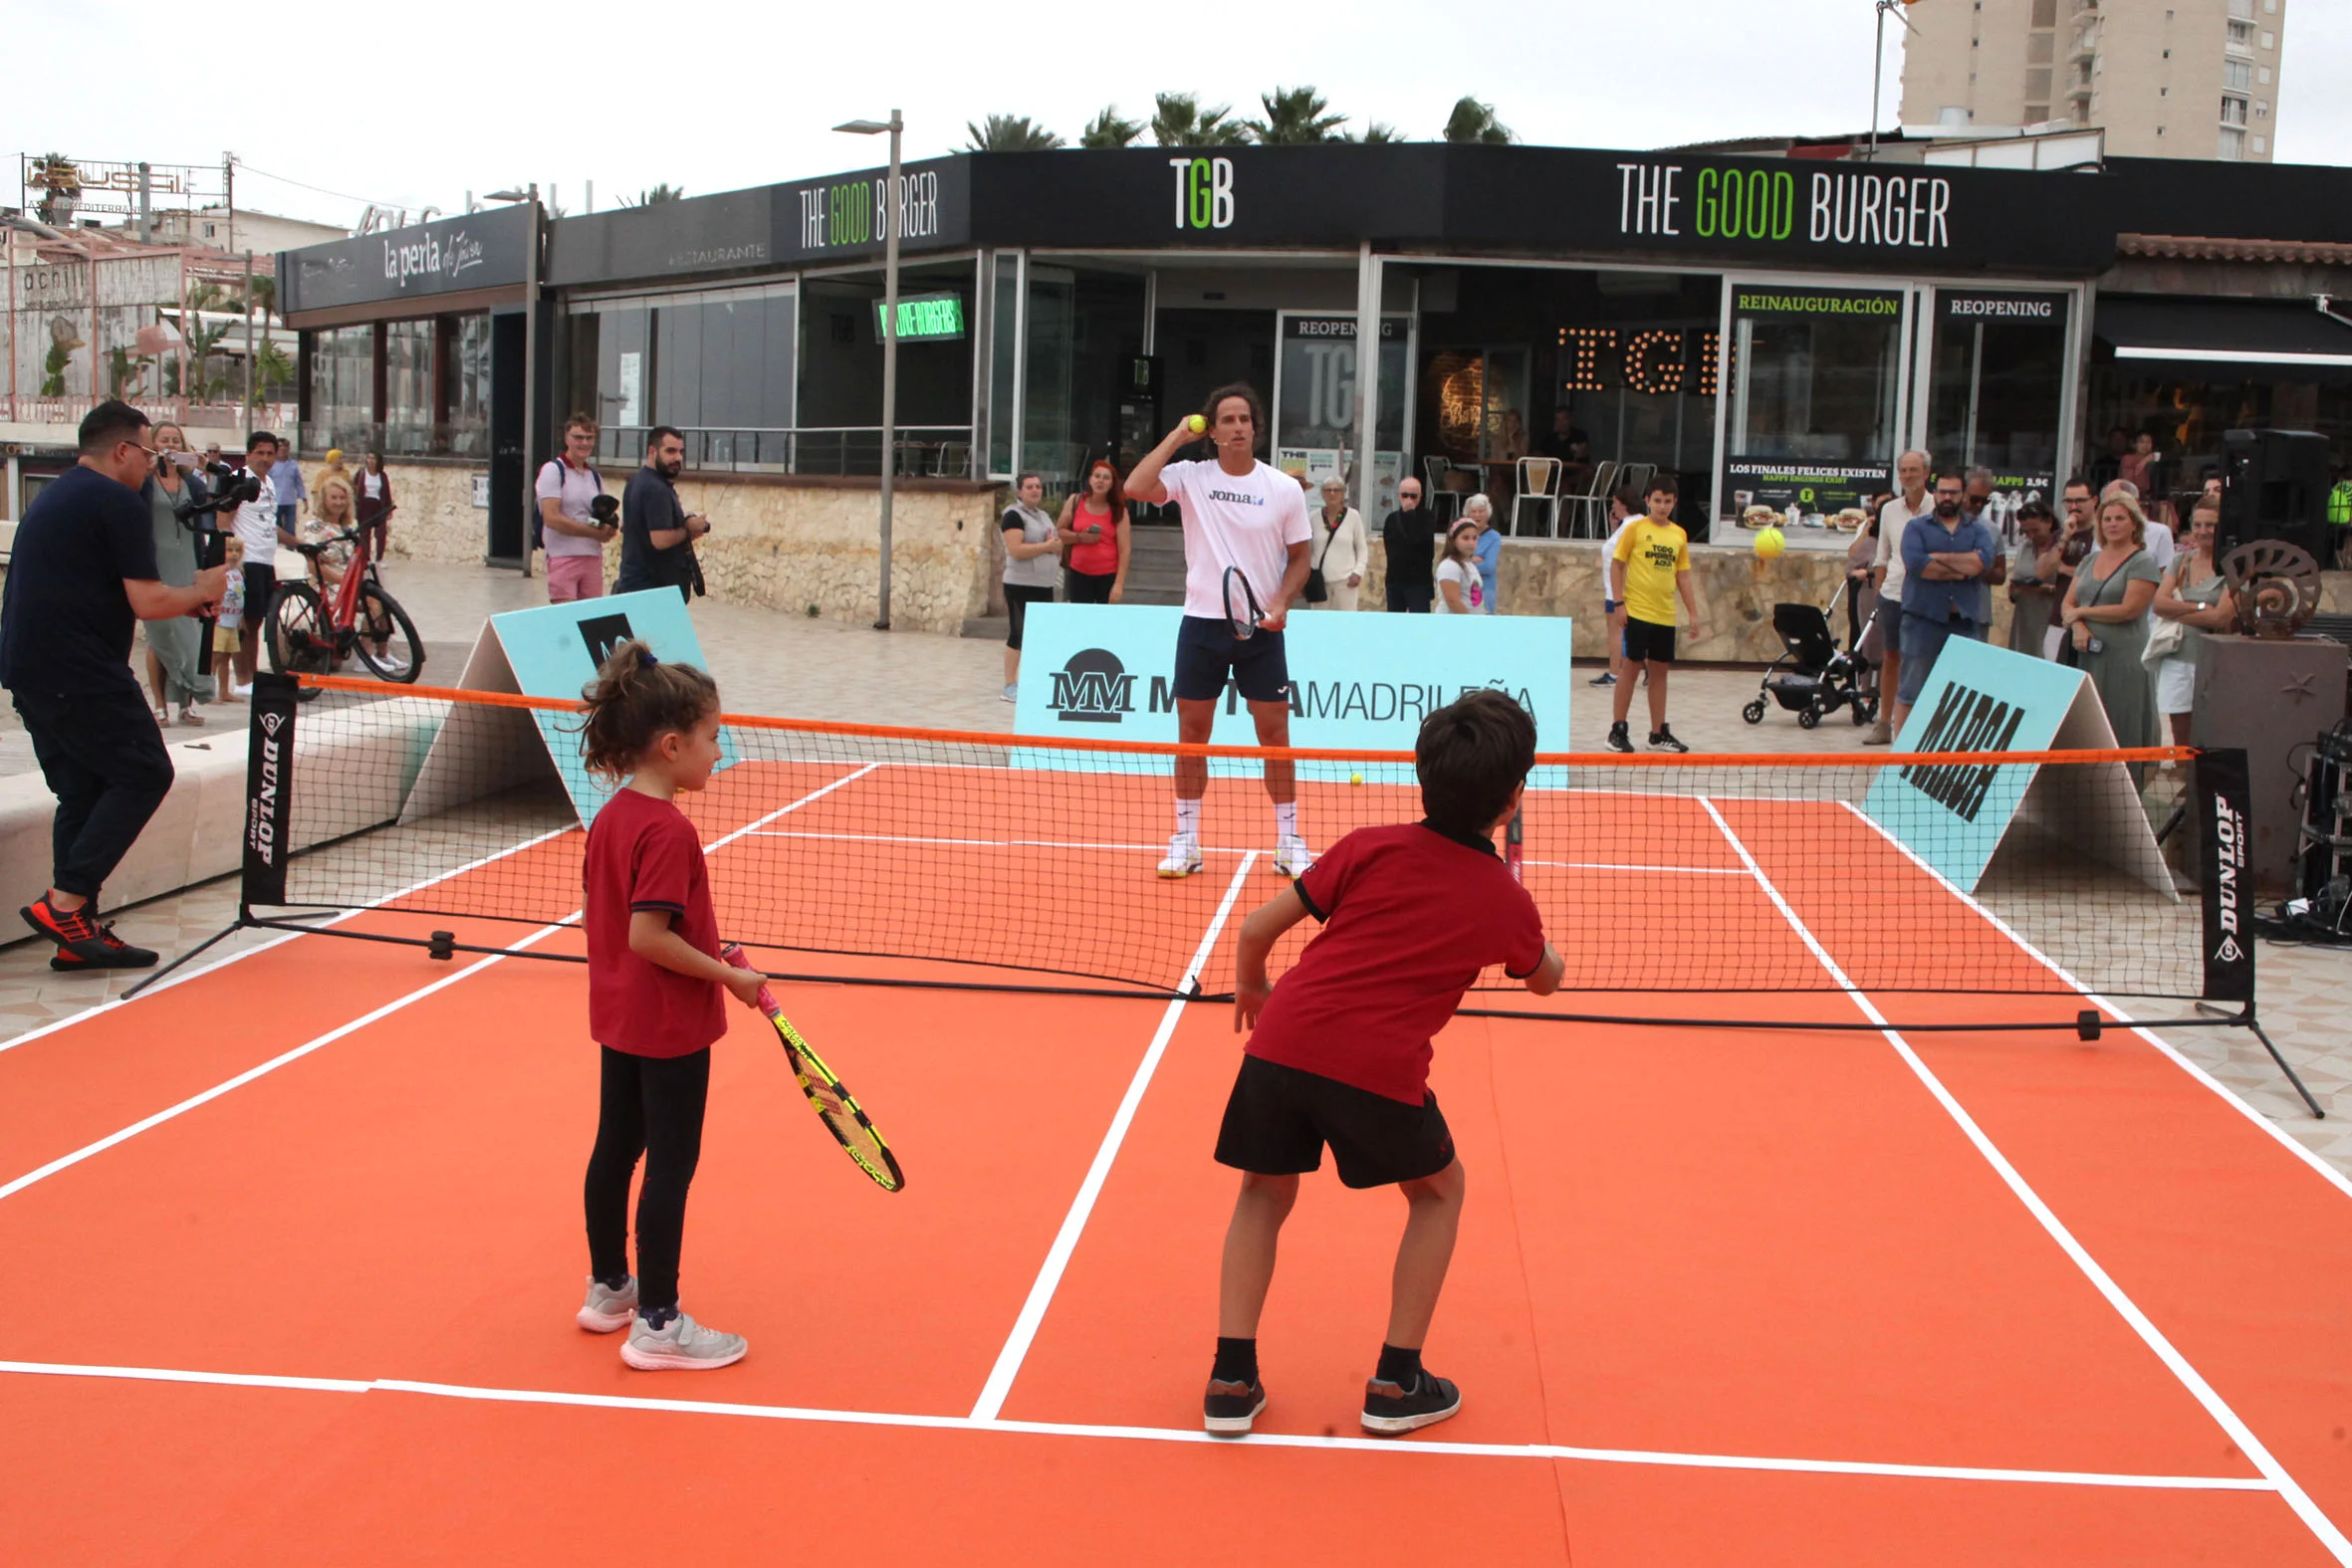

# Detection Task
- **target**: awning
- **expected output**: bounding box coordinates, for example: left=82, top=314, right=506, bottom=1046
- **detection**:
left=2093, top=296, right=2352, bottom=379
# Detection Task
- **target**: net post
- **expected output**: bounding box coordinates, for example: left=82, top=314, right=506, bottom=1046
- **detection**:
left=242, top=674, right=301, bottom=912
left=2195, top=747, right=2322, bottom=1117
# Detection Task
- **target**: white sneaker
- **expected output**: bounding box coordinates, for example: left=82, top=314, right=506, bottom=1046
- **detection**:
left=1157, top=832, right=1204, bottom=879
left=1273, top=835, right=1314, bottom=877
left=577, top=1274, right=638, bottom=1333
left=620, top=1309, right=748, bottom=1371
left=1000, top=683, right=1018, bottom=703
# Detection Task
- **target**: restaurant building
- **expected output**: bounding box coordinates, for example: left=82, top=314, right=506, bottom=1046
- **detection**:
left=277, top=141, right=2352, bottom=643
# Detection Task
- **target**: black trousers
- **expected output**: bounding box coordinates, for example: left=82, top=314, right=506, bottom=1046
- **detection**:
left=12, top=682, right=176, bottom=900
left=1064, top=567, right=1115, bottom=604
left=1386, top=582, right=1434, bottom=613
left=585, top=1044, right=712, bottom=1314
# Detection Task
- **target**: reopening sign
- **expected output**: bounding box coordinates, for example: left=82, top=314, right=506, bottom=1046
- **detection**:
left=1862, top=638, right=2169, bottom=896
left=1012, top=604, right=1573, bottom=783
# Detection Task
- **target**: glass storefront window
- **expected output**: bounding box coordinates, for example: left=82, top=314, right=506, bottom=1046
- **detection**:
left=307, top=326, right=372, bottom=454
left=1926, top=290, right=2069, bottom=530
left=572, top=283, right=796, bottom=470
left=1726, top=284, right=1905, bottom=529
left=383, top=319, right=434, bottom=456
left=1275, top=314, right=1409, bottom=513
left=449, top=315, right=493, bottom=457
left=1021, top=265, right=1075, bottom=486
left=988, top=254, right=1020, bottom=478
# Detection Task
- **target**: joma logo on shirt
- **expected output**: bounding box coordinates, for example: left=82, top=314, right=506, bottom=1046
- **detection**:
left=1204, top=489, right=1264, bottom=506
left=1898, top=680, right=2026, bottom=822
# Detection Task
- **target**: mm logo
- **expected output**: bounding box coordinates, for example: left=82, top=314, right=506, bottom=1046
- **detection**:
left=579, top=613, right=635, bottom=669
left=1168, top=156, right=1235, bottom=231
left=1050, top=648, right=1137, bottom=724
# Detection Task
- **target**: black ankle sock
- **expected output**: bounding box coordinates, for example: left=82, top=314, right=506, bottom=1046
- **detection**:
left=1212, top=1336, right=1258, bottom=1384
left=641, top=1304, right=678, bottom=1331
left=597, top=1274, right=631, bottom=1293
left=1375, top=1344, right=1422, bottom=1386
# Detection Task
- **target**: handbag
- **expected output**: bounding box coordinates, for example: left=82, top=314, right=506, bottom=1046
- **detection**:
left=2143, top=614, right=2186, bottom=665
left=1302, top=513, right=1339, bottom=604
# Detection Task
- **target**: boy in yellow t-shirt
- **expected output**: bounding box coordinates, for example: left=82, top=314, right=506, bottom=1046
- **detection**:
left=1607, top=473, right=1706, bottom=753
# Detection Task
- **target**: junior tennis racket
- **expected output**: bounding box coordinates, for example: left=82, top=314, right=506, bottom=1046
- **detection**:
left=1224, top=565, right=1264, bottom=640
left=1506, top=806, right=1524, bottom=884
left=722, top=945, right=905, bottom=1193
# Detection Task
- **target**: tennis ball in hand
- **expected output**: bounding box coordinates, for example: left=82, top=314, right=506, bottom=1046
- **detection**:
left=1754, top=526, right=1787, bottom=560
left=1186, top=414, right=1208, bottom=433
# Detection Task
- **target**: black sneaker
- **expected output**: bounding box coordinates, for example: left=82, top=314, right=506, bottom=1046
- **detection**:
left=1361, top=1370, right=1462, bottom=1436
left=1647, top=726, right=1690, bottom=754
left=22, top=897, right=156, bottom=968
left=1203, top=1376, right=1267, bottom=1437
left=1587, top=671, right=1616, bottom=687
left=1605, top=722, right=1634, bottom=755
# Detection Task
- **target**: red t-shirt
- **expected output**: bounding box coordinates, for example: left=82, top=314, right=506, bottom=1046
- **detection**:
left=1246, top=822, right=1547, bottom=1104
left=1067, top=500, right=1118, bottom=576
left=584, top=786, right=727, bottom=1058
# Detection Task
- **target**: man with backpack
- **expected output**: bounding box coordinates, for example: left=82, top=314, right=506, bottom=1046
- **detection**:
left=537, top=412, right=616, bottom=601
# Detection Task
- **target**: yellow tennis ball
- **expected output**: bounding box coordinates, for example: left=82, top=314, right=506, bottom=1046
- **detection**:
left=1186, top=414, right=1207, bottom=433
left=1754, top=526, right=1786, bottom=560
left=1350, top=771, right=1363, bottom=785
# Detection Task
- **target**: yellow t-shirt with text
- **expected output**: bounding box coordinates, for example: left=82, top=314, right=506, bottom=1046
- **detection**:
left=1613, top=518, right=1690, bottom=627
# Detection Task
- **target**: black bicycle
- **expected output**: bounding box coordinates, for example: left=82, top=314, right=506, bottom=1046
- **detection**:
left=266, top=527, right=424, bottom=684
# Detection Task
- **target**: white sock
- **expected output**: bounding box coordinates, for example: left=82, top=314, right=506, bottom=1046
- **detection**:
left=1175, top=798, right=1201, bottom=839
left=1276, top=802, right=1298, bottom=842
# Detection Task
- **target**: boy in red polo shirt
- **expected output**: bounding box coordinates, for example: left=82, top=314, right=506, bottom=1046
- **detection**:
left=1206, top=690, right=1564, bottom=1437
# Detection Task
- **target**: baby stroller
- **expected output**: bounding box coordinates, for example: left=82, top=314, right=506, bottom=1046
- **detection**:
left=1742, top=601, right=1879, bottom=731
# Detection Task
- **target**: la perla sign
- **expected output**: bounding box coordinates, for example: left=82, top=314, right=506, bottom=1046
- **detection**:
left=1168, top=157, right=1235, bottom=230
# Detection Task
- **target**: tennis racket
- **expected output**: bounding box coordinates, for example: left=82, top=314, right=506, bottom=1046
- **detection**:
left=721, top=945, right=905, bottom=1193
left=1224, top=565, right=1264, bottom=640
left=1506, top=806, right=1525, bottom=884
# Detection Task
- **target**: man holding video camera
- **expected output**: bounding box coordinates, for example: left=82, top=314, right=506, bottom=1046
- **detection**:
left=0, top=401, right=230, bottom=969
left=616, top=425, right=708, bottom=602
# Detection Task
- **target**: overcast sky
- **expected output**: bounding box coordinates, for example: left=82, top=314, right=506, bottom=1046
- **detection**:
left=17, top=0, right=2351, bottom=231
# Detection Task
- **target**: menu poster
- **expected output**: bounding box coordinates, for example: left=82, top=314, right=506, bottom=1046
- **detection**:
left=1724, top=459, right=1894, bottom=522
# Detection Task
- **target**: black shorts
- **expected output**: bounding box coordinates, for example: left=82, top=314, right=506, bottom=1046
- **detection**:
left=1622, top=617, right=1677, bottom=664
left=1064, top=568, right=1115, bottom=605
left=1172, top=614, right=1291, bottom=704
left=243, top=561, right=281, bottom=629
left=1003, top=582, right=1053, bottom=649
left=1215, top=1055, right=1456, bottom=1189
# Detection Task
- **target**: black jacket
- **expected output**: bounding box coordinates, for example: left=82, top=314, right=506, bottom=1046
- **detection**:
left=1379, top=506, right=1441, bottom=588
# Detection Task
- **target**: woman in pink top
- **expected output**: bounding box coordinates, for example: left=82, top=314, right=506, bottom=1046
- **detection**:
left=1056, top=459, right=1130, bottom=604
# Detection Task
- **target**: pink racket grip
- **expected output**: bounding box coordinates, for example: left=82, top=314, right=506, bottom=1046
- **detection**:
left=718, top=943, right=782, bottom=1017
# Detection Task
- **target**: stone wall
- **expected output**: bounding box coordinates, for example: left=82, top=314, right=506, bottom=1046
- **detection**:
left=378, top=463, right=1005, bottom=635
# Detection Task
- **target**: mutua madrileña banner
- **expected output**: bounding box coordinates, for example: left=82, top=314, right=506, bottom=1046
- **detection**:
left=1011, top=605, right=1572, bottom=784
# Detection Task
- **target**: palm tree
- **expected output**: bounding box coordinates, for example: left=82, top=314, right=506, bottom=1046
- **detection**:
left=1079, top=107, right=1143, bottom=149
left=1151, top=93, right=1250, bottom=147
left=1249, top=86, right=1347, bottom=145
left=620, top=183, right=685, bottom=207
left=1342, top=122, right=1405, bottom=143
left=1443, top=97, right=1515, bottom=144
left=965, top=114, right=1063, bottom=152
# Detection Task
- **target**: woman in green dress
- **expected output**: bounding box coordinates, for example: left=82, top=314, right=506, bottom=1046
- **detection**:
left=141, top=421, right=210, bottom=725
left=2060, top=492, right=2163, bottom=766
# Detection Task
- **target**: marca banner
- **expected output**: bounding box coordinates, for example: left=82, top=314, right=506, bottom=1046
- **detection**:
left=1861, top=637, right=2169, bottom=896
left=1012, top=605, right=1573, bottom=783
left=2198, top=747, right=2255, bottom=1005
left=242, top=673, right=301, bottom=907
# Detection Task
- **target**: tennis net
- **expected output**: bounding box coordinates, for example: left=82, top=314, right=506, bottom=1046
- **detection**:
left=232, top=673, right=2252, bottom=1029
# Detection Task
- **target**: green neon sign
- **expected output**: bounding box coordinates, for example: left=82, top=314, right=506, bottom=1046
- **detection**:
left=873, top=292, right=966, bottom=342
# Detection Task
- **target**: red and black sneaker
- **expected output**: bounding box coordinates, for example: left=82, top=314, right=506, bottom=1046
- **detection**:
left=21, top=897, right=157, bottom=968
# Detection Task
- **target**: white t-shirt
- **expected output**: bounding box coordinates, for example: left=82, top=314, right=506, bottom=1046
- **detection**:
left=1603, top=515, right=1636, bottom=599
left=232, top=471, right=282, bottom=566
left=1874, top=493, right=1932, bottom=601
left=536, top=458, right=607, bottom=559
left=1435, top=558, right=1487, bottom=614
left=1161, top=458, right=1312, bottom=621
left=2144, top=518, right=2177, bottom=569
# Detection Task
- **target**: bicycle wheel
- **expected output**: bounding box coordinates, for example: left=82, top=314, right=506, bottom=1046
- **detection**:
left=353, top=579, right=423, bottom=683
left=266, top=581, right=333, bottom=677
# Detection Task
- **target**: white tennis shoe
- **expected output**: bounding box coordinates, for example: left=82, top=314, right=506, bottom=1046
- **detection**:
left=621, top=1310, right=748, bottom=1371
left=1272, top=835, right=1314, bottom=877
left=576, top=1275, right=639, bottom=1333
left=1157, top=832, right=1203, bottom=878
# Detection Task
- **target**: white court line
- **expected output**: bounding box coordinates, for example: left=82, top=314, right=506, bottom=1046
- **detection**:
left=0, top=821, right=580, bottom=1060
left=1702, top=797, right=2352, bottom=1563
left=0, top=1358, right=2271, bottom=1491
left=967, top=853, right=1261, bottom=1423
left=1835, top=798, right=2352, bottom=1204
left=1525, top=860, right=1749, bottom=875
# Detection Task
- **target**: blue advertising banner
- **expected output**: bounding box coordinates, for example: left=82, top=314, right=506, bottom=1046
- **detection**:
left=1012, top=605, right=1573, bottom=782
left=1860, top=636, right=2101, bottom=891
left=489, top=589, right=735, bottom=825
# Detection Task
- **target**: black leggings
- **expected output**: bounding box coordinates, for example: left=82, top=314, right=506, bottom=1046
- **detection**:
left=1064, top=568, right=1115, bottom=604
left=585, top=1045, right=711, bottom=1314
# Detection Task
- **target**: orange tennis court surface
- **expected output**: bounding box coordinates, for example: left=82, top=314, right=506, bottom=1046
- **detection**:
left=6, top=761, right=2352, bottom=1565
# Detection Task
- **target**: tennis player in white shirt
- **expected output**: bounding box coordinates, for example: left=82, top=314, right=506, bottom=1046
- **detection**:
left=1125, top=384, right=1314, bottom=879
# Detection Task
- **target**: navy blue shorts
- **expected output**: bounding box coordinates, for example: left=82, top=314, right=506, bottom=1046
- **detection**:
left=1172, top=614, right=1291, bottom=704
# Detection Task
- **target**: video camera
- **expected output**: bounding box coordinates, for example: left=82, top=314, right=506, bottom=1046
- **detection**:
left=590, top=493, right=619, bottom=528
left=169, top=456, right=264, bottom=526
